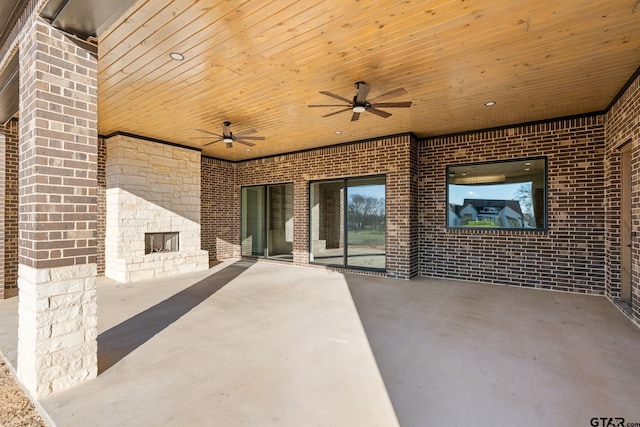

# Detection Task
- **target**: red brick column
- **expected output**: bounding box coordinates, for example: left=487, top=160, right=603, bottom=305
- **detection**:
left=17, top=16, right=98, bottom=398
left=0, top=118, right=19, bottom=298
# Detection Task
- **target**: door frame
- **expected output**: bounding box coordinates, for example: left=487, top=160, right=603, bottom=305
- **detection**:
left=620, top=142, right=632, bottom=302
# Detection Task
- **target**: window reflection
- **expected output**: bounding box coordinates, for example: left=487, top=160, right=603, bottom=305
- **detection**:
left=447, top=158, right=546, bottom=230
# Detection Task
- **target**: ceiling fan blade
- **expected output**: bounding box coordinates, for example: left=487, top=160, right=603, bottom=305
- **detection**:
left=237, top=136, right=265, bottom=140
left=355, top=82, right=371, bottom=102
left=194, top=128, right=223, bottom=137
left=367, top=107, right=392, bottom=118
left=234, top=128, right=257, bottom=136
left=351, top=112, right=361, bottom=121
left=371, top=101, right=412, bottom=108
left=319, top=91, right=352, bottom=104
left=190, top=136, right=222, bottom=139
left=322, top=108, right=351, bottom=118
left=367, top=87, right=408, bottom=103
left=202, top=140, right=222, bottom=146
left=235, top=139, right=256, bottom=147
left=308, top=104, right=350, bottom=107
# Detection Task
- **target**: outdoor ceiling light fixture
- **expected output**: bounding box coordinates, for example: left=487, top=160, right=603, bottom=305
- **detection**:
left=170, top=52, right=184, bottom=61
left=484, top=101, right=496, bottom=106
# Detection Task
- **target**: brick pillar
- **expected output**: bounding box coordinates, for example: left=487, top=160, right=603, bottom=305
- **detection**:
left=0, top=118, right=19, bottom=298
left=409, top=134, right=419, bottom=278
left=17, top=16, right=98, bottom=398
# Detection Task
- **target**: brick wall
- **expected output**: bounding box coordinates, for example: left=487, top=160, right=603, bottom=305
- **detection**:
left=97, top=137, right=105, bottom=275
left=409, top=134, right=420, bottom=278
left=605, top=71, right=640, bottom=322
left=201, top=156, right=238, bottom=263
left=0, top=125, right=5, bottom=298
left=18, top=19, right=98, bottom=270
left=118, top=112, right=628, bottom=300
left=603, top=149, right=622, bottom=300
left=200, top=134, right=422, bottom=279
left=230, top=133, right=417, bottom=279
left=0, top=118, right=19, bottom=298
left=419, top=116, right=607, bottom=293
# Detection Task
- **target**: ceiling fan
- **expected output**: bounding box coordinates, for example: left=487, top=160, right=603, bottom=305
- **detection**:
left=191, top=121, right=265, bottom=148
left=308, top=81, right=412, bottom=121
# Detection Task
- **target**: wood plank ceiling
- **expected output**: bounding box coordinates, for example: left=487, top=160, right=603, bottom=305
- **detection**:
left=96, top=0, right=640, bottom=160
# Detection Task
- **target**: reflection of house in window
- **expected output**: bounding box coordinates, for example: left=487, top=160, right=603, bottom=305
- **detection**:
left=447, top=157, right=546, bottom=230
left=449, top=199, right=525, bottom=228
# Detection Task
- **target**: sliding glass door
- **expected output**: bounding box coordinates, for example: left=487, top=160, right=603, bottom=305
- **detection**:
left=310, top=175, right=386, bottom=271
left=241, top=184, right=293, bottom=260
left=266, top=184, right=294, bottom=260
left=241, top=186, right=265, bottom=257
left=346, top=177, right=386, bottom=269
left=310, top=180, right=345, bottom=266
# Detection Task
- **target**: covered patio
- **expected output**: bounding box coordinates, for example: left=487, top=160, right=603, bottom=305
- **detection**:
left=1, top=261, right=639, bottom=426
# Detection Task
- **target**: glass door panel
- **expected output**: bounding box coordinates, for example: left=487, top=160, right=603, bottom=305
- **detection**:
left=346, top=177, right=386, bottom=269
left=310, top=180, right=345, bottom=266
left=241, top=186, right=265, bottom=257
left=267, top=184, right=294, bottom=260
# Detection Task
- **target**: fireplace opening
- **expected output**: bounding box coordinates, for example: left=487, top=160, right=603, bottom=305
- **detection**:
left=145, top=232, right=179, bottom=254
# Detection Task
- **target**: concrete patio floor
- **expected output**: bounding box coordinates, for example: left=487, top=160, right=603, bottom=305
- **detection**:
left=1, top=260, right=640, bottom=426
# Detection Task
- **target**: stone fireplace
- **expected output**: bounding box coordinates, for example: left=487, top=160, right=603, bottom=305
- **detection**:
left=105, top=135, right=208, bottom=282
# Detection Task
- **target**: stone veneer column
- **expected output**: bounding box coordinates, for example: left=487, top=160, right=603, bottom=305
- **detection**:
left=17, top=17, right=98, bottom=398
left=0, top=119, right=19, bottom=299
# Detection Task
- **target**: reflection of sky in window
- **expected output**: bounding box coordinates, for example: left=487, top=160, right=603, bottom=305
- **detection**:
left=348, top=185, right=385, bottom=199
left=448, top=183, right=529, bottom=206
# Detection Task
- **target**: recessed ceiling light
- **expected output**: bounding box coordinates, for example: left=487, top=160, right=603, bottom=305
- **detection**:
left=484, top=101, right=496, bottom=106
left=170, top=52, right=184, bottom=61
left=335, top=130, right=342, bottom=134
left=525, top=168, right=531, bottom=171
left=525, top=162, right=532, bottom=166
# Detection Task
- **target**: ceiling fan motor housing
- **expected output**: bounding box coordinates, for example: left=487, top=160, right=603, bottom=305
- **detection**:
left=352, top=101, right=368, bottom=113
left=308, top=80, right=411, bottom=121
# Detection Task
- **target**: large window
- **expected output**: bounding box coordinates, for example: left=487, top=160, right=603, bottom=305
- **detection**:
left=310, top=175, right=386, bottom=270
left=447, top=157, right=547, bottom=230
left=241, top=183, right=293, bottom=260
